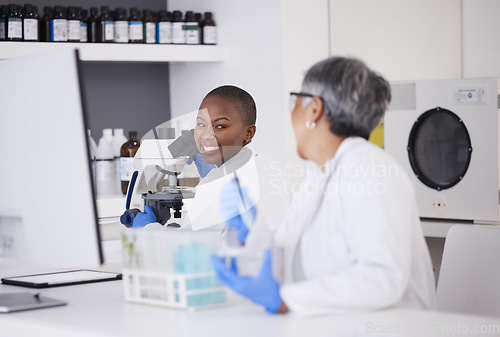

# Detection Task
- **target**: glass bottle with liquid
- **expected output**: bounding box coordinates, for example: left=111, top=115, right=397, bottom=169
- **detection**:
left=172, top=10, right=184, bottom=44
left=96, top=128, right=115, bottom=196
left=96, top=5, right=114, bottom=43
left=120, top=131, right=140, bottom=195
left=202, top=12, right=217, bottom=45
left=184, top=11, right=199, bottom=45
left=142, top=9, right=156, bottom=44
left=128, top=7, right=142, bottom=43
left=80, top=8, right=88, bottom=42
left=194, top=12, right=202, bottom=44
left=38, top=6, right=52, bottom=42
left=156, top=10, right=172, bottom=44
left=7, top=4, right=22, bottom=41
left=22, top=4, right=38, bottom=41
left=86, top=7, right=98, bottom=43
left=114, top=8, right=128, bottom=43
left=0, top=5, right=7, bottom=41
left=50, top=6, right=68, bottom=42
left=67, top=6, right=80, bottom=42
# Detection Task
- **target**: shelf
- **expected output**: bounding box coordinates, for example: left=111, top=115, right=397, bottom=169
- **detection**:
left=0, top=41, right=225, bottom=62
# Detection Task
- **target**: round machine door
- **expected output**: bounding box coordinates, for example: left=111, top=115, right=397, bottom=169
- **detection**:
left=407, top=107, right=473, bottom=191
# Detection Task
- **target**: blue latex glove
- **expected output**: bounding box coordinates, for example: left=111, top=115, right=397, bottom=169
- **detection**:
left=132, top=205, right=157, bottom=228
left=211, top=249, right=282, bottom=314
left=220, top=178, right=258, bottom=244
left=187, top=153, right=216, bottom=178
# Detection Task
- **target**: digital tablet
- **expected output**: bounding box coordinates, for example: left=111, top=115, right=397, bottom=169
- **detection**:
left=0, top=292, right=67, bottom=313
left=1, top=270, right=122, bottom=288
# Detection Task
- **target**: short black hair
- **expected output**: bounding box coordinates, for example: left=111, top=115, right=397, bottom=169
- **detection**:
left=205, top=85, right=257, bottom=126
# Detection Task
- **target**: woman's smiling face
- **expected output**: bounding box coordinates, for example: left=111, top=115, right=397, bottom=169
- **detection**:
left=194, top=95, right=255, bottom=166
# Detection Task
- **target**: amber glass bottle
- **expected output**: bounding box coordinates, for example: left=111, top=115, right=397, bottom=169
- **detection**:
left=142, top=9, right=155, bottom=44
left=202, top=12, right=217, bottom=45
left=38, top=6, right=52, bottom=41
left=96, top=5, right=114, bottom=42
left=7, top=4, right=22, bottom=41
left=128, top=7, right=142, bottom=43
left=120, top=131, right=140, bottom=195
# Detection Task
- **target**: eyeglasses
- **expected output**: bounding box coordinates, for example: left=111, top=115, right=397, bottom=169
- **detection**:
left=289, top=92, right=315, bottom=113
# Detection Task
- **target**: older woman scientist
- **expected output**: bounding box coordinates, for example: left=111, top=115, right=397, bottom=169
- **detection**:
left=212, top=56, right=437, bottom=316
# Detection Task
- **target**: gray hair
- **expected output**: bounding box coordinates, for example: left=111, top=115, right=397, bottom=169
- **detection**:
left=301, top=56, right=391, bottom=139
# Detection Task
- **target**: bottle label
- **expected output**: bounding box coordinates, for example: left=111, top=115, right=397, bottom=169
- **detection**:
left=105, top=21, right=114, bottom=41
left=51, top=19, right=68, bottom=41
left=114, top=21, right=128, bottom=43
left=0, top=19, right=5, bottom=39
left=68, top=20, right=80, bottom=41
left=7, top=18, right=22, bottom=39
left=23, top=18, right=38, bottom=40
left=184, top=23, right=199, bottom=44
left=95, top=159, right=115, bottom=195
left=203, top=26, right=217, bottom=44
left=157, top=22, right=172, bottom=44
left=172, top=22, right=185, bottom=44
left=144, top=22, right=155, bottom=43
left=120, top=157, right=135, bottom=181
left=80, top=22, right=88, bottom=42
left=129, top=21, right=143, bottom=41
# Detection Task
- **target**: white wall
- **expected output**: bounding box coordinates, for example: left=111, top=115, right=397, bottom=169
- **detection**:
left=462, top=0, right=500, bottom=78
left=329, top=0, right=462, bottom=81
left=168, top=0, right=330, bottom=166
left=168, top=0, right=286, bottom=162
left=281, top=0, right=330, bottom=175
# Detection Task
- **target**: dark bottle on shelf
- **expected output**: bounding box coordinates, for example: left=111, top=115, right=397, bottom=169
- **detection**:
left=120, top=131, right=140, bottom=195
left=194, top=12, right=202, bottom=44
left=128, top=7, right=142, bottom=43
left=22, top=4, right=38, bottom=41
left=0, top=5, right=7, bottom=41
left=114, top=8, right=128, bottom=43
left=142, top=9, right=155, bottom=44
left=51, top=6, right=68, bottom=42
left=67, top=6, right=80, bottom=42
left=202, top=12, right=217, bottom=45
left=96, top=5, right=114, bottom=43
left=87, top=7, right=98, bottom=43
left=39, top=6, right=52, bottom=42
left=184, top=11, right=199, bottom=45
left=80, top=8, right=87, bottom=42
left=7, top=4, right=22, bottom=41
left=172, top=10, right=184, bottom=44
left=156, top=10, right=172, bottom=44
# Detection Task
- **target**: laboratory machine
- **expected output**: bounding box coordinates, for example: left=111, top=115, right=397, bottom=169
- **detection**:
left=385, top=78, right=500, bottom=224
left=120, top=126, right=200, bottom=228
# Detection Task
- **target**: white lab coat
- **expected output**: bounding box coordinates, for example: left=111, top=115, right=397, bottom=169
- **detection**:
left=187, top=145, right=288, bottom=258
left=274, top=137, right=437, bottom=316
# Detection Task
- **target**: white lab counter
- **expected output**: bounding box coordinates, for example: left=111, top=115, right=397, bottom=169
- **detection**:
left=1, top=261, right=499, bottom=337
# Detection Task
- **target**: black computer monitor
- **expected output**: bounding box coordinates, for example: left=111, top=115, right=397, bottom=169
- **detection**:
left=0, top=50, right=103, bottom=268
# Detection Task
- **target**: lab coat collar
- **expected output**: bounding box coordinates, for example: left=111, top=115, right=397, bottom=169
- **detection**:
left=322, top=136, right=365, bottom=178
left=199, top=144, right=254, bottom=185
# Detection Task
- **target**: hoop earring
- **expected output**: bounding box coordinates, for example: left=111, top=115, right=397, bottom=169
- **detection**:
left=305, top=121, right=316, bottom=130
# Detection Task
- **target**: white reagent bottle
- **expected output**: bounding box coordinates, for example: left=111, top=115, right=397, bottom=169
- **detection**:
left=95, top=128, right=115, bottom=196
left=111, top=128, right=128, bottom=195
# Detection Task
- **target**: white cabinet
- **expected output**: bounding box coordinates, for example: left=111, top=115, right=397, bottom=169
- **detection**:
left=0, top=41, right=225, bottom=239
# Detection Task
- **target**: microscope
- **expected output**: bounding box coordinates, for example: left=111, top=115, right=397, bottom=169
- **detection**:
left=120, top=129, right=199, bottom=228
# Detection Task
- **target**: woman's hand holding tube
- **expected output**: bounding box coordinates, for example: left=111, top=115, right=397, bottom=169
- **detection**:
left=219, top=178, right=257, bottom=244
left=211, top=249, right=283, bottom=314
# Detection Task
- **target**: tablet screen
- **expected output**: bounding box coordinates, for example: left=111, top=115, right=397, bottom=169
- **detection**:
left=1, top=270, right=122, bottom=288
